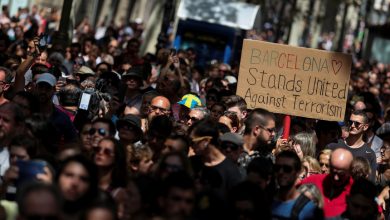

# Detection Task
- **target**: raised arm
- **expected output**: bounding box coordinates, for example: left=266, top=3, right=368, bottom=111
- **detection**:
left=13, top=37, right=40, bottom=92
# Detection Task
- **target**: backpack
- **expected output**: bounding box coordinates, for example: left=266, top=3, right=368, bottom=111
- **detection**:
left=290, top=194, right=311, bottom=220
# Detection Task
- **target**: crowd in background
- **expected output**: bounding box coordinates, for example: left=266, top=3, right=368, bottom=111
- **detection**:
left=0, top=4, right=390, bottom=220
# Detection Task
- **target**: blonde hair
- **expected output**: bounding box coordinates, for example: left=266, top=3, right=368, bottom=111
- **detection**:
left=318, top=149, right=332, bottom=158
left=127, top=143, right=153, bottom=171
left=302, top=156, right=321, bottom=174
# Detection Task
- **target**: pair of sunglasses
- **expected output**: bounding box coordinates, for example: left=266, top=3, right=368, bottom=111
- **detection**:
left=186, top=115, right=200, bottom=122
left=348, top=120, right=364, bottom=127
left=88, top=128, right=107, bottom=136
left=92, top=146, right=114, bottom=156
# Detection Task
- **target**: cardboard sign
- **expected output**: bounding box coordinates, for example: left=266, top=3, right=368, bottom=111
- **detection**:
left=236, top=40, right=352, bottom=121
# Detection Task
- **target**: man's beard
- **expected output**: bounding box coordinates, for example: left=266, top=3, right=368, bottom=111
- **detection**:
left=255, top=138, right=275, bottom=155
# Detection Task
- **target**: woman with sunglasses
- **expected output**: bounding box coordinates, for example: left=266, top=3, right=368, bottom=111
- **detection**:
left=93, top=137, right=127, bottom=191
left=93, top=137, right=129, bottom=220
left=318, top=149, right=331, bottom=174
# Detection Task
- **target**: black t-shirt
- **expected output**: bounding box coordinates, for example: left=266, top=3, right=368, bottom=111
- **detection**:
left=191, top=156, right=242, bottom=196
left=327, top=139, right=377, bottom=181
left=212, top=158, right=242, bottom=191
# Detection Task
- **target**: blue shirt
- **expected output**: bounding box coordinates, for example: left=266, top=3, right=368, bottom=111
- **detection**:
left=272, top=196, right=318, bottom=220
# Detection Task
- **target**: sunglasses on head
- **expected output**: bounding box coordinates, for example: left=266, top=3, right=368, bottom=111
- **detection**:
left=93, top=146, right=114, bottom=156
left=274, top=164, right=294, bottom=173
left=89, top=128, right=107, bottom=136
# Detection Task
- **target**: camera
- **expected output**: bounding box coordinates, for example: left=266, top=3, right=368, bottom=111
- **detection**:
left=78, top=88, right=95, bottom=111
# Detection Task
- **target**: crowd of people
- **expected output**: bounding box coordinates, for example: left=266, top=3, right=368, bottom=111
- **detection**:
left=1, top=3, right=390, bottom=220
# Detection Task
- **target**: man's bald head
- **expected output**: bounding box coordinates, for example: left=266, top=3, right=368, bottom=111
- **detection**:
left=148, top=96, right=171, bottom=121
left=151, top=96, right=171, bottom=109
left=331, top=148, right=353, bottom=168
left=330, top=148, right=353, bottom=185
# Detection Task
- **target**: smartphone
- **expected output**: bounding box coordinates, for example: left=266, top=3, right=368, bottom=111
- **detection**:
left=38, top=34, right=48, bottom=51
left=79, top=92, right=92, bottom=110
left=16, top=160, right=46, bottom=186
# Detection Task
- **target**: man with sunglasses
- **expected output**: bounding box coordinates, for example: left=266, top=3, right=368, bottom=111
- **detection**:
left=238, top=108, right=276, bottom=170
left=188, top=119, right=242, bottom=195
left=327, top=110, right=377, bottom=181
left=90, top=118, right=116, bottom=149
left=186, top=107, right=209, bottom=127
left=301, top=148, right=354, bottom=218
left=147, top=96, right=171, bottom=124
left=272, top=150, right=320, bottom=219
